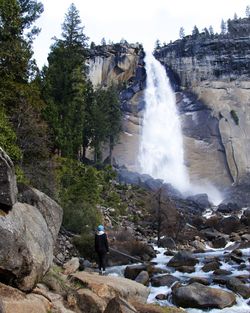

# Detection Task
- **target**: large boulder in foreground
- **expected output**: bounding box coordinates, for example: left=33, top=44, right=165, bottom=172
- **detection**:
left=172, top=282, right=236, bottom=309
left=0, top=193, right=62, bottom=291
left=0, top=147, right=17, bottom=208
left=72, top=271, right=149, bottom=304
left=0, top=283, right=50, bottom=313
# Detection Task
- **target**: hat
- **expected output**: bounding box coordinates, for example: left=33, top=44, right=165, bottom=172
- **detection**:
left=97, top=225, right=104, bottom=231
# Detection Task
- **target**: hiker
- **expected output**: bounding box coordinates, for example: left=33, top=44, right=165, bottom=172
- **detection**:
left=95, top=224, right=109, bottom=275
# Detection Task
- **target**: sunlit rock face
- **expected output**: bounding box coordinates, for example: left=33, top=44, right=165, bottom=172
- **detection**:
left=155, top=17, right=250, bottom=187
left=86, top=44, right=146, bottom=170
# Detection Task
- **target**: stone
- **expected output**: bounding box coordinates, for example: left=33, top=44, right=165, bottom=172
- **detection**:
left=216, top=216, right=241, bottom=234
left=151, top=275, right=179, bottom=287
left=124, top=265, right=148, bottom=280
left=212, top=236, right=227, bottom=248
left=135, top=271, right=149, bottom=286
left=172, top=282, right=236, bottom=309
left=0, top=148, right=17, bottom=208
left=188, top=277, right=210, bottom=285
left=158, top=237, right=176, bottom=250
left=104, top=296, right=137, bottom=313
left=77, top=288, right=106, bottom=313
left=155, top=294, right=168, bottom=300
left=63, top=257, right=80, bottom=275
left=226, top=278, right=250, bottom=299
left=17, top=185, right=63, bottom=242
left=0, top=194, right=62, bottom=292
left=202, top=261, right=221, bottom=273
left=72, top=271, right=149, bottom=304
left=0, top=283, right=51, bottom=313
left=167, top=251, right=199, bottom=268
left=186, top=194, right=210, bottom=209
left=176, top=266, right=195, bottom=273
left=132, top=302, right=187, bottom=313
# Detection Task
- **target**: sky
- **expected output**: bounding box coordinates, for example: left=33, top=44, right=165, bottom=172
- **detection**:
left=33, top=0, right=250, bottom=68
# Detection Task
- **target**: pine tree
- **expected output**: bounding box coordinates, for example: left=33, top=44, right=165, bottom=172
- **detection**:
left=179, top=27, right=185, bottom=39
left=246, top=5, right=250, bottom=17
left=221, top=19, right=227, bottom=35
left=42, top=3, right=88, bottom=158
left=209, top=25, right=214, bottom=36
left=192, top=25, right=199, bottom=37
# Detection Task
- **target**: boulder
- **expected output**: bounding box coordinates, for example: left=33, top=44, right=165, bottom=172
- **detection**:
left=0, top=148, right=17, bottom=208
left=201, top=261, right=221, bottom=273
left=17, top=185, right=63, bottom=242
left=212, top=236, right=227, bottom=248
left=132, top=302, right=187, bottom=313
left=0, top=283, right=50, bottom=313
left=216, top=216, right=241, bottom=234
left=135, top=271, right=149, bottom=286
left=104, top=296, right=137, bottom=313
left=167, top=251, right=198, bottom=268
left=172, top=282, right=236, bottom=309
left=77, top=288, right=106, bottom=313
left=124, top=265, right=148, bottom=280
left=0, top=196, right=62, bottom=291
left=186, top=194, right=210, bottom=209
left=63, top=257, right=80, bottom=275
left=226, top=278, right=250, bottom=299
left=158, top=237, right=176, bottom=250
left=151, top=275, right=179, bottom=287
left=72, top=271, right=149, bottom=304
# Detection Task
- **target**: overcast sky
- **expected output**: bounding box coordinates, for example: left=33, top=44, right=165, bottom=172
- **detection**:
left=33, top=0, right=250, bottom=68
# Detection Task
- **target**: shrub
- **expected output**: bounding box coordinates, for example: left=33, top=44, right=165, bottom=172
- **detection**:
left=73, top=233, right=95, bottom=260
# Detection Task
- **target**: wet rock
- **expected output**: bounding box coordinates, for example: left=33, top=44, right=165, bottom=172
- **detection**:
left=151, top=274, right=179, bottom=287
left=124, top=265, right=148, bottom=280
left=158, top=237, right=176, bottom=250
left=167, top=251, right=199, bottom=268
left=202, top=260, right=221, bottom=272
left=155, top=294, right=168, bottom=300
left=217, top=202, right=240, bottom=213
left=189, top=277, right=210, bottom=285
left=212, top=236, right=227, bottom=248
left=226, top=277, right=250, bottom=299
left=172, top=282, right=236, bottom=309
left=216, top=216, right=241, bottom=234
left=186, top=194, right=210, bottom=210
left=213, top=269, right=232, bottom=276
left=104, top=296, right=137, bottom=313
left=176, top=266, right=195, bottom=273
left=135, top=271, right=149, bottom=286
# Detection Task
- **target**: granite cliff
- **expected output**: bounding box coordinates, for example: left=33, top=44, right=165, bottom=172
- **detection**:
left=155, top=17, right=250, bottom=188
left=87, top=18, right=250, bottom=195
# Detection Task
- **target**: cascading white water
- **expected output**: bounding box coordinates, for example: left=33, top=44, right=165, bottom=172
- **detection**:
left=138, top=51, right=190, bottom=193
left=138, top=51, right=223, bottom=205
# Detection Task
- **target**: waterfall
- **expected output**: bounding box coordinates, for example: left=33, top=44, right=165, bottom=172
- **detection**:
left=138, top=51, right=223, bottom=205
left=138, top=51, right=190, bottom=193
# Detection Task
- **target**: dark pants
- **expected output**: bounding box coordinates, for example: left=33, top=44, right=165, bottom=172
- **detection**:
left=97, top=252, right=107, bottom=271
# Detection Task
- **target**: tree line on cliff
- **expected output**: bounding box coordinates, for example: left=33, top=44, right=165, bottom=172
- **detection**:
left=0, top=1, right=124, bottom=241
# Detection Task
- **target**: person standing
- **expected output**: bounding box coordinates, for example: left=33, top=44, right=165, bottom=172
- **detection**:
left=95, top=224, right=109, bottom=275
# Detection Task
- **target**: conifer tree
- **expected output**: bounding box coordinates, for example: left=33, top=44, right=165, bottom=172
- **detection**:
left=179, top=27, right=185, bottom=39
left=43, top=3, right=88, bottom=159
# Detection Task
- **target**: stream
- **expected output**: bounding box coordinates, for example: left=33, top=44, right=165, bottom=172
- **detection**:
left=107, top=244, right=250, bottom=312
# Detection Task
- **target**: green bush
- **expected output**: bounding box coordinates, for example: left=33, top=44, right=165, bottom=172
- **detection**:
left=73, top=233, right=96, bottom=260
left=0, top=108, right=22, bottom=161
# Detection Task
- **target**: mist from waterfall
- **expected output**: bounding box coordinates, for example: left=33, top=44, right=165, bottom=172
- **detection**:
left=138, top=51, right=222, bottom=204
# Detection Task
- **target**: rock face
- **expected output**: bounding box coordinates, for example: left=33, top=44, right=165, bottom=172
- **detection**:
left=0, top=147, right=17, bottom=208
left=0, top=149, right=63, bottom=292
left=172, top=282, right=236, bottom=309
left=86, top=43, right=146, bottom=171
left=155, top=18, right=250, bottom=188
